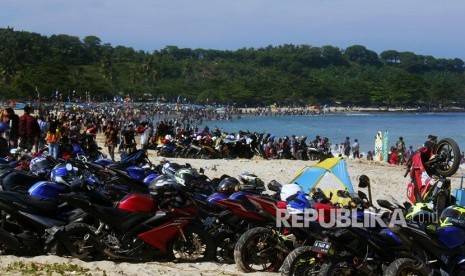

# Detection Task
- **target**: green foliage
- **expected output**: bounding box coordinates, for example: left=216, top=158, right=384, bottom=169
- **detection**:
left=1, top=27, right=464, bottom=107
left=6, top=260, right=107, bottom=275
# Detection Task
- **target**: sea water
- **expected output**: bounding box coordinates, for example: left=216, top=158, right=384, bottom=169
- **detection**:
left=199, top=112, right=465, bottom=154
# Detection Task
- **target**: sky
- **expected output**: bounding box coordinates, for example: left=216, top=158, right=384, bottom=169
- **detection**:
left=2, top=0, right=465, bottom=60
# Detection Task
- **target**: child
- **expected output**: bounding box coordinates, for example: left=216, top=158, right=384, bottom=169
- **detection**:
left=46, top=121, right=62, bottom=159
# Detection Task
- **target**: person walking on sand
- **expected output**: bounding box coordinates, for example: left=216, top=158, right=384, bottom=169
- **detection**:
left=396, top=137, right=406, bottom=164
left=18, top=105, right=39, bottom=152
left=104, top=121, right=118, bottom=161
left=122, top=124, right=136, bottom=154
left=45, top=120, right=62, bottom=159
left=136, top=121, right=151, bottom=151
left=5, top=107, right=19, bottom=149
left=342, top=137, right=351, bottom=157
left=352, top=139, right=360, bottom=159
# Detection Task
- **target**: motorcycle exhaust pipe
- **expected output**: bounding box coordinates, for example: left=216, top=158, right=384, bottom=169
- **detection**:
left=82, top=235, right=143, bottom=262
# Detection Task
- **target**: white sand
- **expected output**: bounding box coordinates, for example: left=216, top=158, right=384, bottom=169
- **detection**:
left=1, top=141, right=465, bottom=275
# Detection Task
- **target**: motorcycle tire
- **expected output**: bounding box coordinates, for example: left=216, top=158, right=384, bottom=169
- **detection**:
left=0, top=220, right=24, bottom=255
left=51, top=223, right=102, bottom=261
left=384, top=258, right=430, bottom=276
left=234, top=227, right=288, bottom=273
left=280, top=246, right=321, bottom=276
left=434, top=138, right=461, bottom=177
left=167, top=224, right=216, bottom=262
left=214, top=231, right=237, bottom=264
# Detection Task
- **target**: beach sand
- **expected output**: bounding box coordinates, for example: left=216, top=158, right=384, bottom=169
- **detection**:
left=1, top=135, right=464, bottom=275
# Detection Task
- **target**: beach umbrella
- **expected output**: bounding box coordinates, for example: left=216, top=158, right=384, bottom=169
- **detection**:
left=289, top=157, right=354, bottom=203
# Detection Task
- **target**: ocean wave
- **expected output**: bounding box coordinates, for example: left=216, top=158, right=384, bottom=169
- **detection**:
left=343, top=113, right=373, bottom=116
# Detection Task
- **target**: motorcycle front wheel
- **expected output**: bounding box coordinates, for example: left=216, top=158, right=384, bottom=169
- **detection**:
left=167, top=224, right=216, bottom=262
left=434, top=138, right=461, bottom=177
left=214, top=231, right=237, bottom=264
left=51, top=223, right=102, bottom=261
left=234, top=227, right=289, bottom=272
left=280, top=246, right=321, bottom=276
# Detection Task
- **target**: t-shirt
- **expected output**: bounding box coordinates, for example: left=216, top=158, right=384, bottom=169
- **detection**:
left=46, top=130, right=62, bottom=144
left=396, top=140, right=405, bottom=150
left=123, top=129, right=135, bottom=144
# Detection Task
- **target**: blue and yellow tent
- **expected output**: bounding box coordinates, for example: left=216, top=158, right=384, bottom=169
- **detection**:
left=289, top=157, right=354, bottom=204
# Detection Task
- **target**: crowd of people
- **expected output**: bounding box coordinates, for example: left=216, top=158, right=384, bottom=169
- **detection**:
left=0, top=102, right=237, bottom=161
left=0, top=101, right=440, bottom=166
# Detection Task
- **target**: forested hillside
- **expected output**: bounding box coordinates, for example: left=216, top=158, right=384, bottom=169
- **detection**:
left=1, top=27, right=464, bottom=107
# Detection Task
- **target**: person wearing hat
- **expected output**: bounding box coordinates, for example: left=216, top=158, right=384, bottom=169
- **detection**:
left=18, top=105, right=39, bottom=152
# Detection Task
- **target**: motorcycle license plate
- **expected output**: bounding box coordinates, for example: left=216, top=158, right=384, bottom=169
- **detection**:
left=311, top=240, right=331, bottom=254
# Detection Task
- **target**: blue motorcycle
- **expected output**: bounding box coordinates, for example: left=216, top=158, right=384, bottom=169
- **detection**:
left=385, top=205, right=465, bottom=276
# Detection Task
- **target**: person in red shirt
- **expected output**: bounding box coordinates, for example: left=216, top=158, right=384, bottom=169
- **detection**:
left=18, top=105, right=39, bottom=152
left=389, top=147, right=400, bottom=165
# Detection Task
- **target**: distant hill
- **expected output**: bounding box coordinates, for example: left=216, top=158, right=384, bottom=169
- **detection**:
left=0, top=27, right=464, bottom=107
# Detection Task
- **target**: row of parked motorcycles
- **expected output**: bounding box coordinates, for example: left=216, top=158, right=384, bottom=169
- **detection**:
left=156, top=131, right=333, bottom=161
left=0, top=136, right=463, bottom=276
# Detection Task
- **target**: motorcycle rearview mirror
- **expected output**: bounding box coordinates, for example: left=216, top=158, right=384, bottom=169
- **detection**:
left=358, top=174, right=373, bottom=205
left=358, top=175, right=370, bottom=188
left=199, top=168, right=204, bottom=174
left=185, top=163, right=192, bottom=168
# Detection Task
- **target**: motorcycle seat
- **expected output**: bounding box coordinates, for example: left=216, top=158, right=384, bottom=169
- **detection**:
left=106, top=163, right=126, bottom=170
left=0, top=191, right=61, bottom=215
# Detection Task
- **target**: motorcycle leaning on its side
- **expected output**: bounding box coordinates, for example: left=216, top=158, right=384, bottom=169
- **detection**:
left=405, top=137, right=461, bottom=218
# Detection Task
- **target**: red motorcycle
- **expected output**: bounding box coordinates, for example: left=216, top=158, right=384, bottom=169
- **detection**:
left=53, top=176, right=215, bottom=262
left=405, top=137, right=460, bottom=217
left=229, top=186, right=337, bottom=273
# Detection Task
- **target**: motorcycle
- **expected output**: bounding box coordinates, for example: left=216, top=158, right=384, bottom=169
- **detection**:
left=405, top=137, right=461, bottom=218
left=385, top=205, right=465, bottom=276
left=0, top=163, right=111, bottom=257
left=52, top=176, right=216, bottom=262
left=280, top=176, right=403, bottom=276
left=232, top=183, right=328, bottom=273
